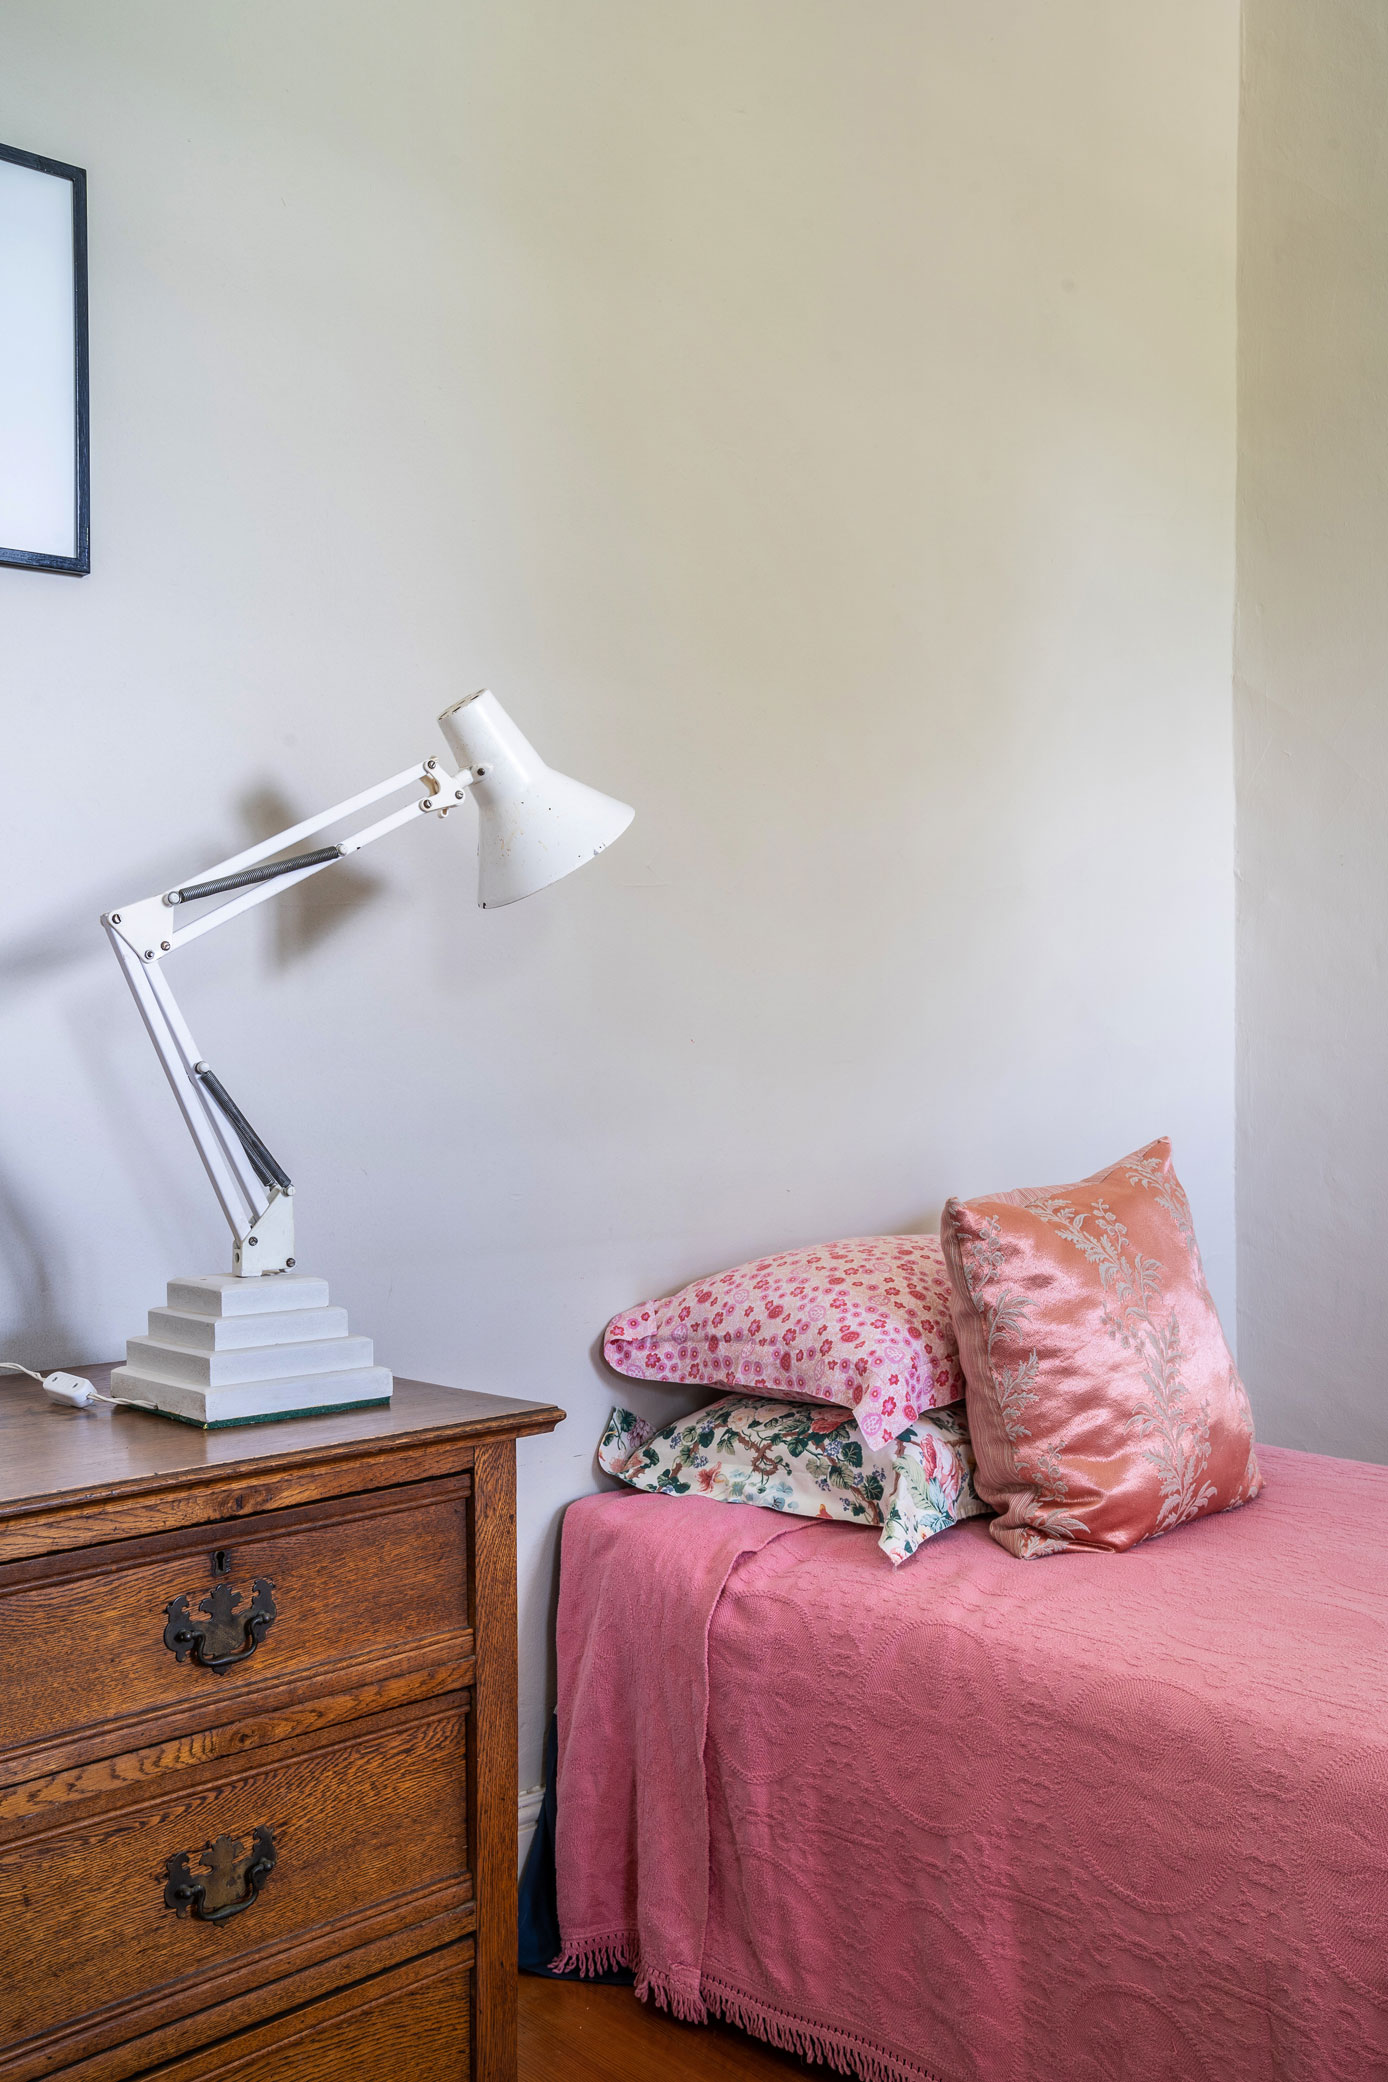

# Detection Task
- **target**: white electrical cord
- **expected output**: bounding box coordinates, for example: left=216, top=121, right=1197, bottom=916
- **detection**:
left=0, top=1360, right=156, bottom=1413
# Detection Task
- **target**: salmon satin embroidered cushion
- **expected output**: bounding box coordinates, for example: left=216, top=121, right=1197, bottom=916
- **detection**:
left=603, top=1236, right=964, bottom=1449
left=940, top=1139, right=1261, bottom=1558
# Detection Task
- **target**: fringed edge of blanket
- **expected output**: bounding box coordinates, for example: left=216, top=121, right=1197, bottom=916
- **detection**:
left=551, top=1932, right=708, bottom=2022
left=550, top=1931, right=639, bottom=1981
left=638, top=1965, right=709, bottom=2023
left=553, top=1943, right=948, bottom=2080
left=700, top=1970, right=949, bottom=2082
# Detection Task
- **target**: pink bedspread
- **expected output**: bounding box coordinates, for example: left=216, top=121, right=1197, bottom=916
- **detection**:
left=555, top=1447, right=1388, bottom=2082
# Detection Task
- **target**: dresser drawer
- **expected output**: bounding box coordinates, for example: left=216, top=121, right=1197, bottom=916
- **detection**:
left=128, top=1942, right=472, bottom=2082
left=0, top=1477, right=470, bottom=1782
left=0, top=1695, right=471, bottom=2074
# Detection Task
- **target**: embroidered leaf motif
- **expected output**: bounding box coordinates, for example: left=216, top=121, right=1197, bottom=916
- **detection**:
left=1013, top=1189, right=1216, bottom=1535
left=1121, top=1155, right=1207, bottom=1285
left=959, top=1213, right=1084, bottom=1539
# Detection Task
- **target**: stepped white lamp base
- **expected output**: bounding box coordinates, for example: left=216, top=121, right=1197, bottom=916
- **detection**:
left=110, top=1275, right=393, bottom=1429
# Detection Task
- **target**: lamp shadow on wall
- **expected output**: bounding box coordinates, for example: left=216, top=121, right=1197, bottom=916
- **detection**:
left=0, top=1157, right=83, bottom=1371
left=236, top=782, right=382, bottom=970
left=0, top=789, right=388, bottom=999
left=239, top=785, right=383, bottom=969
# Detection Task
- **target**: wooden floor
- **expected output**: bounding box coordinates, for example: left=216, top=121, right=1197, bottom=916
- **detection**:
left=518, top=1973, right=819, bottom=2081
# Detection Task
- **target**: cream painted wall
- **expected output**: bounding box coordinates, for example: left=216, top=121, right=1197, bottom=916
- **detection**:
left=1236, top=0, right=1388, bottom=1461
left=0, top=0, right=1238, bottom=1782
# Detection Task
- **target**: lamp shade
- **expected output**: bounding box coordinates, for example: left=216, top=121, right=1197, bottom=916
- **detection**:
left=437, top=689, right=635, bottom=907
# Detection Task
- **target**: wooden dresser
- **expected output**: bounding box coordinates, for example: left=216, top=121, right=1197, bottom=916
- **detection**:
left=0, top=1369, right=562, bottom=2081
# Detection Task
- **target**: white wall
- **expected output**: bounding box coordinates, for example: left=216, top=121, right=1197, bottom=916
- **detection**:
left=1236, top=0, right=1388, bottom=1463
left=0, top=0, right=1239, bottom=1783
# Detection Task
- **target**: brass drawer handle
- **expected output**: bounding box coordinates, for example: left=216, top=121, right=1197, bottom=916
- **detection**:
left=163, top=1578, right=277, bottom=1674
left=164, top=1827, right=277, bottom=1925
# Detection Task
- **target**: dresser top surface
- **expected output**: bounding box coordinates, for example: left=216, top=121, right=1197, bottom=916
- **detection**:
left=0, top=1366, right=565, bottom=1516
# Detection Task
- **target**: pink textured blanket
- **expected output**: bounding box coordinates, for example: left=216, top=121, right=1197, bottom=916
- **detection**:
left=554, top=1490, right=801, bottom=2013
left=555, top=1448, right=1388, bottom=2081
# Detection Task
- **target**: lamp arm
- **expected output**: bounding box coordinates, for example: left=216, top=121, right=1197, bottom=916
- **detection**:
left=104, top=926, right=294, bottom=1273
left=102, top=753, right=475, bottom=1277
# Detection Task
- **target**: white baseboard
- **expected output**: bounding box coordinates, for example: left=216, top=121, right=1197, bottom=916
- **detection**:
left=518, top=1784, right=544, bottom=1876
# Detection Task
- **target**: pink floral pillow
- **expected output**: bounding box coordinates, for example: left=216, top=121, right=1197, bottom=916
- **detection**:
left=602, top=1236, right=964, bottom=1449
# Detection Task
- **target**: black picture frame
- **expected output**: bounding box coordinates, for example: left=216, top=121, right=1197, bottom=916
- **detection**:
left=0, top=141, right=89, bottom=575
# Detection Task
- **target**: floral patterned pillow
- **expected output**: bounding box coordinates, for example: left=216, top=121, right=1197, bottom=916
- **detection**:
left=597, top=1395, right=989, bottom=1566
left=603, top=1236, right=964, bottom=1449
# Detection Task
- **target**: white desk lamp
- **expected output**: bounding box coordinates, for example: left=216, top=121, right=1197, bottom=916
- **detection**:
left=99, top=689, right=633, bottom=1428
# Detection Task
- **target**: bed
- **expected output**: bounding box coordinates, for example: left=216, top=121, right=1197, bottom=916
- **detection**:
left=553, top=1444, right=1388, bottom=2082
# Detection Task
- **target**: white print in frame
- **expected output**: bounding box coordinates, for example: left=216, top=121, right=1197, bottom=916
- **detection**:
left=0, top=140, right=88, bottom=574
